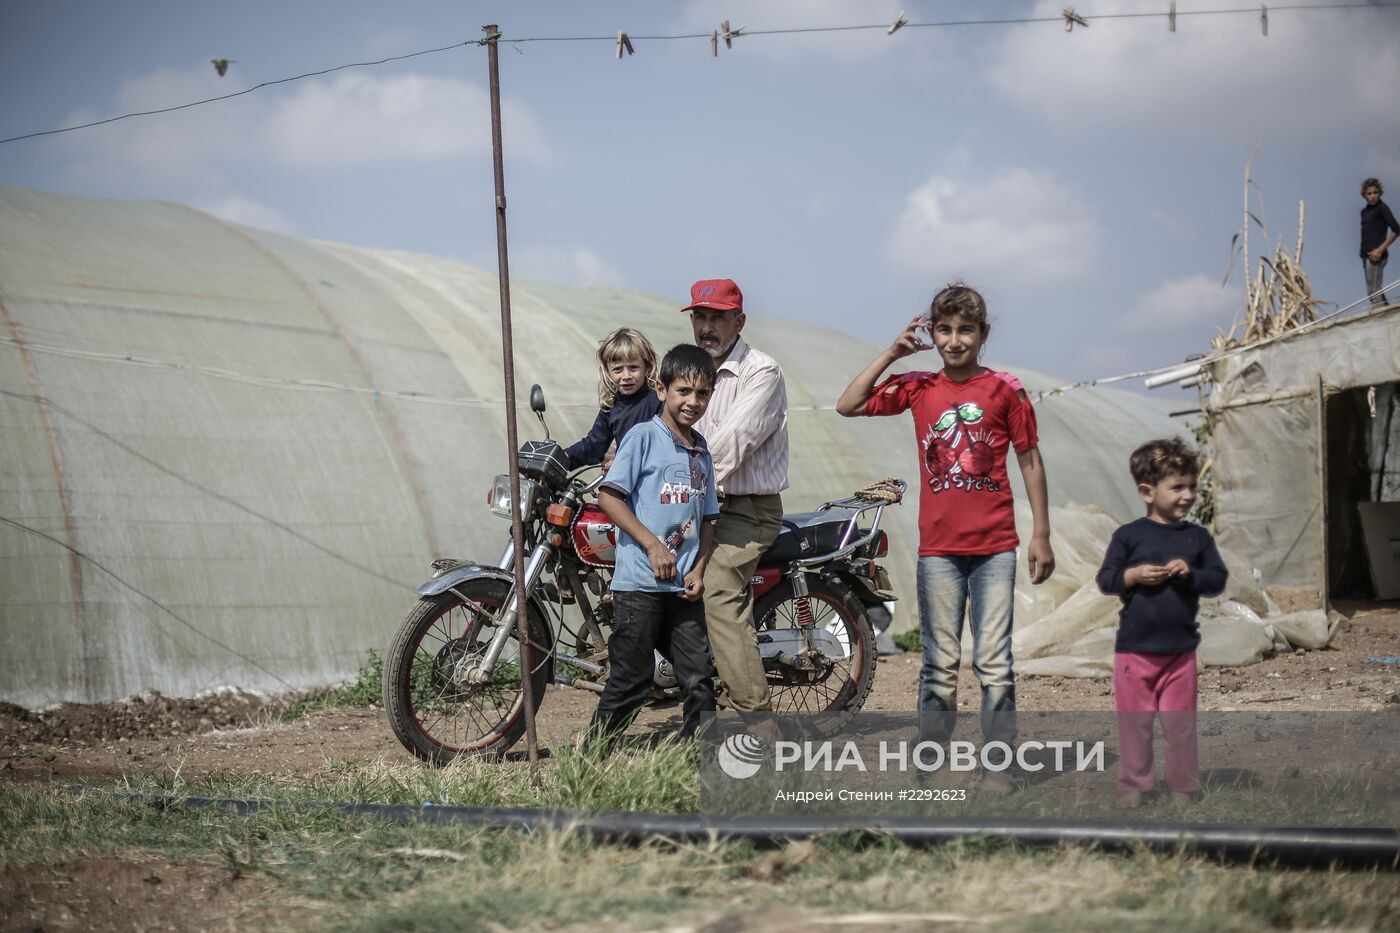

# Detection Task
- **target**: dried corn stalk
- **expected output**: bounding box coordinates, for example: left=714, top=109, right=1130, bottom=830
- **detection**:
left=1215, top=177, right=1324, bottom=350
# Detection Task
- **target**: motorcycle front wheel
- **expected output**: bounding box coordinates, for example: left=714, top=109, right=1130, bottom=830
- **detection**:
left=752, top=575, right=877, bottom=727
left=383, top=578, right=551, bottom=765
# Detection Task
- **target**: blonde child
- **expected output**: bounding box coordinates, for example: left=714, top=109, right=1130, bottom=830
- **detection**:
left=836, top=283, right=1055, bottom=796
left=564, top=328, right=662, bottom=468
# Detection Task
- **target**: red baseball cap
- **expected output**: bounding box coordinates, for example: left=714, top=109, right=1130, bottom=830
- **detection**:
left=680, top=278, right=743, bottom=313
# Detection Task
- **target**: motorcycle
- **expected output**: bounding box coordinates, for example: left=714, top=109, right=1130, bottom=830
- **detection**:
left=383, top=385, right=904, bottom=764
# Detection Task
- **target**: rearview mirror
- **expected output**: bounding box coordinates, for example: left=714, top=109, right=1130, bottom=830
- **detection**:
left=529, top=384, right=546, bottom=414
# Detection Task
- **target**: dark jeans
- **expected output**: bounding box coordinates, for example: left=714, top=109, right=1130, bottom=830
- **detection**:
left=589, top=590, right=717, bottom=747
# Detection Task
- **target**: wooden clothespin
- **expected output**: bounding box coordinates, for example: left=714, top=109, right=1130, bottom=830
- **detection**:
left=721, top=20, right=743, bottom=48
left=888, top=10, right=908, bottom=35
left=615, top=30, right=634, bottom=59
left=1260, top=5, right=1269, bottom=36
left=1062, top=7, right=1089, bottom=32
left=1168, top=1, right=1176, bottom=33
left=710, top=29, right=718, bottom=57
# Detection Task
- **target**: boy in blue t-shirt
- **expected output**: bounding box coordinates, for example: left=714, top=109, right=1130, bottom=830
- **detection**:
left=588, top=344, right=722, bottom=747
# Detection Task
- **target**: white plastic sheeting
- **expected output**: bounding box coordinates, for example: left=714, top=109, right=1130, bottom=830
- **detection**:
left=1, top=185, right=1179, bottom=704
left=1010, top=502, right=1337, bottom=678
left=1205, top=305, right=1400, bottom=589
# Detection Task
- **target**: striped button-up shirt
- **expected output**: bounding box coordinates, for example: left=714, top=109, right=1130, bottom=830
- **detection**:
left=694, top=337, right=789, bottom=496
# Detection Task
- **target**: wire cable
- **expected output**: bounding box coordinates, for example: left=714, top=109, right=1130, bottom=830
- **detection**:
left=0, top=333, right=599, bottom=410
left=0, top=387, right=417, bottom=592
left=0, top=514, right=295, bottom=690
left=1032, top=278, right=1400, bottom=401
left=0, top=40, right=473, bottom=145
left=2, top=3, right=1395, bottom=146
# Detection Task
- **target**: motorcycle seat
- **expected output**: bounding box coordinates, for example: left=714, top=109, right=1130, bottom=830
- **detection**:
left=761, top=511, right=854, bottom=565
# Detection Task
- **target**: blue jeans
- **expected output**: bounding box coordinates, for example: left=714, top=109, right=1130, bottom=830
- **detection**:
left=1364, top=255, right=1389, bottom=308
left=916, top=551, right=1017, bottom=745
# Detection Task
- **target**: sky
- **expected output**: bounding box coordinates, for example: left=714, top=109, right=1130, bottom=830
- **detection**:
left=2, top=0, right=1398, bottom=398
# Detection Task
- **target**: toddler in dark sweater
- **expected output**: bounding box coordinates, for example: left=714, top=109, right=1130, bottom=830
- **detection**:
left=1096, top=437, right=1227, bottom=808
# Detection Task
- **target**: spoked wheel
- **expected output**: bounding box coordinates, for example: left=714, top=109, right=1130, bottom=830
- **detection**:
left=752, top=576, right=877, bottom=731
left=383, top=578, right=551, bottom=765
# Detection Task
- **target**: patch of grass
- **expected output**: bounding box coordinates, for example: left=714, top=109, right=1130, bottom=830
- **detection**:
left=113, top=734, right=700, bottom=813
left=5, top=778, right=1400, bottom=933
left=892, top=629, right=921, bottom=654
left=276, top=649, right=383, bottom=721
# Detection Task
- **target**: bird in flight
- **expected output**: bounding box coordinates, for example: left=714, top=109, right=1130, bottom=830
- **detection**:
left=211, top=58, right=235, bottom=77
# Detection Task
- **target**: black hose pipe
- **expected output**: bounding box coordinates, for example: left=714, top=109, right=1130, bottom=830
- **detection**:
left=90, top=790, right=1400, bottom=869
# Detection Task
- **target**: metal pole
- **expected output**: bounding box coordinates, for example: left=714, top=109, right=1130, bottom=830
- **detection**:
left=482, top=23, right=539, bottom=765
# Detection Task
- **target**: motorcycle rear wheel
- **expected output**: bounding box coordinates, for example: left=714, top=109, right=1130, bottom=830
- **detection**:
left=752, top=576, right=877, bottom=728
left=383, top=579, right=551, bottom=765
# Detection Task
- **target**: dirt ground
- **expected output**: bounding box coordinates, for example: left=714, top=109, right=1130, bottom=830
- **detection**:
left=3, top=604, right=1399, bottom=932
left=0, top=857, right=326, bottom=933
left=2, top=602, right=1398, bottom=786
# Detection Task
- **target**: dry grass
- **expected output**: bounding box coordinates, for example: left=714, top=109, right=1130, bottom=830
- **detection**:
left=5, top=751, right=1400, bottom=932
left=1214, top=162, right=1326, bottom=352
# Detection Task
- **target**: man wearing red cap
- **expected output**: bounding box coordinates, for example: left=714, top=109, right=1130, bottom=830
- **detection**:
left=681, top=278, right=789, bottom=716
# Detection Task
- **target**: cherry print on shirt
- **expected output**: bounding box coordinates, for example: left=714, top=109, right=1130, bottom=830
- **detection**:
left=922, top=401, right=1002, bottom=494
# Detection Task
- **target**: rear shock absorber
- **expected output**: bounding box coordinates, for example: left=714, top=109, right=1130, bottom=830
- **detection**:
left=791, top=571, right=817, bottom=629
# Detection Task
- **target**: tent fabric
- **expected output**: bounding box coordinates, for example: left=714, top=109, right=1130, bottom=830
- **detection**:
left=1, top=185, right=1178, bottom=704
left=1204, top=305, right=1400, bottom=589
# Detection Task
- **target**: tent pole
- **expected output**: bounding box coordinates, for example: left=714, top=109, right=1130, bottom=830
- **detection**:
left=1317, top=374, right=1331, bottom=613
left=483, top=23, right=540, bottom=766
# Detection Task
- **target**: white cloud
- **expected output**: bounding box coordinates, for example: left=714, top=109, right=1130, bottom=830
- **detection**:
left=264, top=73, right=549, bottom=167
left=1123, top=274, right=1241, bottom=331
left=986, top=0, right=1400, bottom=135
left=887, top=165, right=1102, bottom=286
left=53, top=67, right=551, bottom=187
left=188, top=195, right=296, bottom=235
left=513, top=246, right=627, bottom=288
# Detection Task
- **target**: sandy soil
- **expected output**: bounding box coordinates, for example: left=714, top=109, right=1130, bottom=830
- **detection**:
left=0, top=857, right=325, bottom=933
left=2, top=603, right=1397, bottom=786
left=2, top=604, right=1398, bottom=932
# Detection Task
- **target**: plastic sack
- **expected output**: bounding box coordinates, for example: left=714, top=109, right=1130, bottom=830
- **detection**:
left=1013, top=500, right=1124, bottom=625
left=1268, top=609, right=1335, bottom=651
left=1013, top=581, right=1120, bottom=660
left=1197, top=615, right=1275, bottom=667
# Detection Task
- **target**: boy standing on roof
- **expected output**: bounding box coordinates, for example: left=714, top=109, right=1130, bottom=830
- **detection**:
left=1361, top=178, right=1400, bottom=309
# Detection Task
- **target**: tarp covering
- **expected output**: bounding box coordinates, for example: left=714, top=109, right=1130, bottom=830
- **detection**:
left=1, top=185, right=1178, bottom=705
left=1010, top=502, right=1338, bottom=678
left=1205, top=305, right=1400, bottom=590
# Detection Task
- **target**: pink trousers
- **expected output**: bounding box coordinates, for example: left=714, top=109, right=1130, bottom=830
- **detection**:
left=1113, top=650, right=1199, bottom=793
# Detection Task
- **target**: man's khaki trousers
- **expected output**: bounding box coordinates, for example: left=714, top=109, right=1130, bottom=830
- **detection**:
left=702, top=492, right=783, bottom=713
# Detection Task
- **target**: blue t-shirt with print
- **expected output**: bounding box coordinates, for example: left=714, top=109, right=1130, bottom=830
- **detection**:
left=600, top=415, right=721, bottom=593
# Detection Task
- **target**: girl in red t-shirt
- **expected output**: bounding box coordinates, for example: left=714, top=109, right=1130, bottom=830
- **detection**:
left=836, top=283, right=1055, bottom=795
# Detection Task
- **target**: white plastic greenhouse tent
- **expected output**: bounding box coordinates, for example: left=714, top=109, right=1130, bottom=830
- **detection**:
left=1, top=184, right=1182, bottom=705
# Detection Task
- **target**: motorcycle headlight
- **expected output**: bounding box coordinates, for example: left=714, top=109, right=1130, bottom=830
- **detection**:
left=488, top=474, right=538, bottom=521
